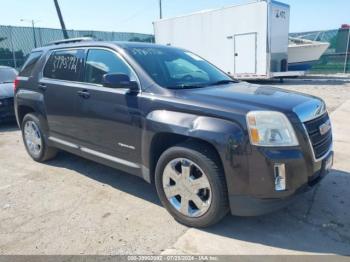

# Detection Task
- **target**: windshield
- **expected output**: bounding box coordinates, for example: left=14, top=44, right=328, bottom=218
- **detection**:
left=126, top=46, right=234, bottom=89
left=0, top=68, right=17, bottom=83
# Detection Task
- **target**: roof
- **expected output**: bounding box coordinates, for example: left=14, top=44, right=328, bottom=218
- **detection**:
left=0, top=66, right=14, bottom=69
left=32, top=40, right=166, bottom=52
left=114, top=41, right=170, bottom=49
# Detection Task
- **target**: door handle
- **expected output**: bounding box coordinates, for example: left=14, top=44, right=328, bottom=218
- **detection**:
left=38, top=83, right=47, bottom=91
left=234, top=53, right=238, bottom=57
left=77, top=90, right=90, bottom=99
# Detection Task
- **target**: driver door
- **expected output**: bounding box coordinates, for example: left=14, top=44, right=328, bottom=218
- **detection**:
left=74, top=48, right=142, bottom=168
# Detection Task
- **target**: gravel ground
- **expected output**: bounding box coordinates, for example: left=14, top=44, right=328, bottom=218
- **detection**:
left=263, top=76, right=350, bottom=113
left=0, top=126, right=187, bottom=255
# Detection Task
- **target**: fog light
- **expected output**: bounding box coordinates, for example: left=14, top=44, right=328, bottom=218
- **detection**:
left=274, top=163, right=286, bottom=191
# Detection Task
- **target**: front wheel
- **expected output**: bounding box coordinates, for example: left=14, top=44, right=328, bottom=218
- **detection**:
left=155, top=142, right=229, bottom=228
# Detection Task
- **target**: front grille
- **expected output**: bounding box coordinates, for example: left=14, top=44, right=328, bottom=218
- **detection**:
left=304, top=113, right=332, bottom=160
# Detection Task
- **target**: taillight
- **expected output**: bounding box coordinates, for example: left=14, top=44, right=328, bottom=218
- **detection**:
left=14, top=77, right=19, bottom=91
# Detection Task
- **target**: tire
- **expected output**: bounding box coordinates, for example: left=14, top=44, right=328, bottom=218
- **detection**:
left=21, top=113, right=57, bottom=162
left=155, top=142, right=229, bottom=228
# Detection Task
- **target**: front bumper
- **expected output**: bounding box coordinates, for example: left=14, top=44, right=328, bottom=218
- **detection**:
left=0, top=97, right=15, bottom=123
left=229, top=148, right=333, bottom=216
left=223, top=104, right=333, bottom=216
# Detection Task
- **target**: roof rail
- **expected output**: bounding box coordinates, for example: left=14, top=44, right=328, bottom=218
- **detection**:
left=47, top=37, right=95, bottom=46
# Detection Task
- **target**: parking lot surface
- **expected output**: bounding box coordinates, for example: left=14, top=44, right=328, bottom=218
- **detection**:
left=0, top=77, right=349, bottom=255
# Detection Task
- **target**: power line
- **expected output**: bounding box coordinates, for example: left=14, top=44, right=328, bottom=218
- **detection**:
left=117, top=3, right=152, bottom=25
left=117, top=0, right=163, bottom=27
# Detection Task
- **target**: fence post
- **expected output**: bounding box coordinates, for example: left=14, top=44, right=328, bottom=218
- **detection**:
left=38, top=27, right=43, bottom=47
left=344, top=28, right=350, bottom=74
left=9, top=26, right=17, bottom=68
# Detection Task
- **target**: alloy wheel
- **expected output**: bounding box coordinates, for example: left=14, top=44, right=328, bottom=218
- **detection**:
left=24, top=121, right=42, bottom=158
left=162, top=158, right=212, bottom=218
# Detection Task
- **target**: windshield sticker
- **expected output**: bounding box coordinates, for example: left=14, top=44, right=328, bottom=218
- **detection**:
left=185, top=52, right=204, bottom=61
left=131, top=48, right=164, bottom=56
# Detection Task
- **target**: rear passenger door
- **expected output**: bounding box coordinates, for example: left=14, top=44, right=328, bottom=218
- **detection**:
left=41, top=49, right=85, bottom=143
left=75, top=48, right=142, bottom=167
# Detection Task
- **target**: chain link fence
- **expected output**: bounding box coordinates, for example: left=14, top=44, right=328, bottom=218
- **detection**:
left=0, top=25, right=154, bottom=69
left=1, top=25, right=349, bottom=74
left=290, top=27, right=350, bottom=74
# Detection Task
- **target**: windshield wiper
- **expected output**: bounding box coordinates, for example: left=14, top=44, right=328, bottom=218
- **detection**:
left=210, top=79, right=237, bottom=86
left=0, top=81, right=14, bottom=84
left=167, top=80, right=237, bottom=89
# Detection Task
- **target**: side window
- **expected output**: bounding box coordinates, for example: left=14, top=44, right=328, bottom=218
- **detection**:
left=84, top=49, right=136, bottom=85
left=20, top=51, right=43, bottom=77
left=43, top=49, right=84, bottom=81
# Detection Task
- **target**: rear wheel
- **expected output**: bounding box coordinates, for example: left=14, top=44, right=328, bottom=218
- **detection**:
left=155, top=142, right=229, bottom=228
left=22, top=113, right=57, bottom=162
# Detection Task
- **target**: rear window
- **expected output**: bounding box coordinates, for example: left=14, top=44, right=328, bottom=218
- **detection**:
left=43, top=49, right=84, bottom=81
left=20, top=51, right=43, bottom=77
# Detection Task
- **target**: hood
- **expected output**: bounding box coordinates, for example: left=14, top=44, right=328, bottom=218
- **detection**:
left=0, top=83, right=14, bottom=98
left=175, top=82, right=324, bottom=122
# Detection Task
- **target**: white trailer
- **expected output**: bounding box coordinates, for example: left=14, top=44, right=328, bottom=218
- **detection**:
left=154, top=0, right=304, bottom=80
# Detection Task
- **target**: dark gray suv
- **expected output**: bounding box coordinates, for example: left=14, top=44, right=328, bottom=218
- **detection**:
left=14, top=39, right=333, bottom=227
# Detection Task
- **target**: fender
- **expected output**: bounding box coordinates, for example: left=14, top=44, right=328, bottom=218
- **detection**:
left=142, top=110, right=250, bottom=195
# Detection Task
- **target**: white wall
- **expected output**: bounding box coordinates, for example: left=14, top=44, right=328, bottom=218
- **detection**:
left=154, top=1, right=269, bottom=76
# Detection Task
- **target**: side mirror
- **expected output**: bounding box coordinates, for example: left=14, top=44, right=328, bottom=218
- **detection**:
left=102, top=73, right=139, bottom=93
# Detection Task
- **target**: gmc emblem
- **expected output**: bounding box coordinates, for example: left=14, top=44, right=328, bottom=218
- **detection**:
left=319, top=120, right=331, bottom=136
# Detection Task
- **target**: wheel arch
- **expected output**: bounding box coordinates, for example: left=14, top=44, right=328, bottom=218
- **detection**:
left=17, top=105, right=36, bottom=127
left=148, top=132, right=223, bottom=184
left=143, top=110, right=247, bottom=187
left=15, top=90, right=47, bottom=130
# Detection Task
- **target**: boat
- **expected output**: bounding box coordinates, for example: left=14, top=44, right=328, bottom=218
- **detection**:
left=288, top=37, right=330, bottom=71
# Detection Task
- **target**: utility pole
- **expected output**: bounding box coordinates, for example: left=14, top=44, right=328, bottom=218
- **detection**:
left=20, top=19, right=38, bottom=48
left=53, top=0, right=69, bottom=39
left=159, top=0, right=163, bottom=19
left=31, top=20, right=37, bottom=48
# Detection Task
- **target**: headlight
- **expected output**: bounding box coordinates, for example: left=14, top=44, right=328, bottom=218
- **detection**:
left=246, top=111, right=299, bottom=147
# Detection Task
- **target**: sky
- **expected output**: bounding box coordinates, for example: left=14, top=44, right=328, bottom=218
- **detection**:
left=0, top=0, right=349, bottom=34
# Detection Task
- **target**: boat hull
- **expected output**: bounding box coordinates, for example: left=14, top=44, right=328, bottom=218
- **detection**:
left=288, top=40, right=329, bottom=71
left=288, top=61, right=315, bottom=71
